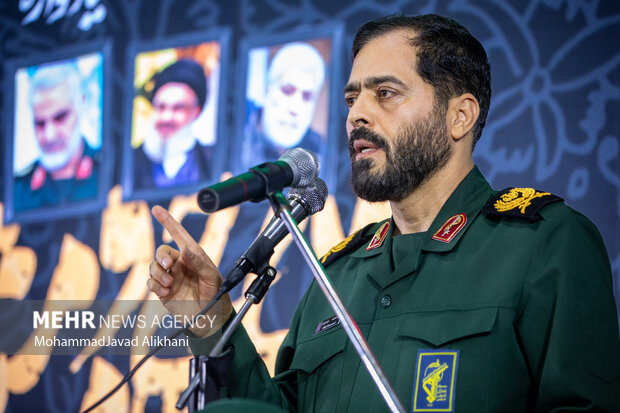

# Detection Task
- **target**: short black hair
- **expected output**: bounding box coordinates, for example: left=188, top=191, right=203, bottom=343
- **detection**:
left=352, top=14, right=491, bottom=148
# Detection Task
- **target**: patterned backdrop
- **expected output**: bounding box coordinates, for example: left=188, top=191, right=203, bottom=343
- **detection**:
left=0, top=0, right=618, bottom=411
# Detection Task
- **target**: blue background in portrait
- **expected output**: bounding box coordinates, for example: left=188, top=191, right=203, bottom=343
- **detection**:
left=0, top=1, right=618, bottom=412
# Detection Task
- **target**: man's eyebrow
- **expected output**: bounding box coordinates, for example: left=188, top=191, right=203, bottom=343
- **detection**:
left=363, top=75, right=407, bottom=90
left=343, top=81, right=360, bottom=94
left=344, top=76, right=408, bottom=94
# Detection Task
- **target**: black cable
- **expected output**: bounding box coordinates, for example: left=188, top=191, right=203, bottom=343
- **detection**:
left=81, top=288, right=227, bottom=413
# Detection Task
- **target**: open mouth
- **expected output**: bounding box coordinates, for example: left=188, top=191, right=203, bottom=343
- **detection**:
left=353, top=139, right=382, bottom=159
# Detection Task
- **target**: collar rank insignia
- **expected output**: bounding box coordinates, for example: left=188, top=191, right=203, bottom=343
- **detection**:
left=413, top=349, right=460, bottom=412
left=31, top=166, right=47, bottom=191
left=481, top=187, right=563, bottom=222
left=432, top=213, right=467, bottom=243
left=76, top=155, right=94, bottom=180
left=366, top=221, right=390, bottom=251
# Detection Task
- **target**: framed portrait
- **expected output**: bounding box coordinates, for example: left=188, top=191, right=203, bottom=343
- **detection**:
left=3, top=42, right=112, bottom=224
left=235, top=22, right=344, bottom=192
left=122, top=28, right=231, bottom=201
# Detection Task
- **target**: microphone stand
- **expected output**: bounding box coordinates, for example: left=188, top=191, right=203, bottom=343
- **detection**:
left=176, top=266, right=277, bottom=411
left=266, top=192, right=406, bottom=413
left=177, top=190, right=404, bottom=413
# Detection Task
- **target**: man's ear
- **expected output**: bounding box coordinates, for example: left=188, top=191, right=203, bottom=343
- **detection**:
left=447, top=93, right=479, bottom=141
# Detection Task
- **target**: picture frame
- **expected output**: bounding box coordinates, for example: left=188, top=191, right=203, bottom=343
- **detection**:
left=3, top=41, right=112, bottom=224
left=235, top=22, right=344, bottom=194
left=122, top=28, right=231, bottom=202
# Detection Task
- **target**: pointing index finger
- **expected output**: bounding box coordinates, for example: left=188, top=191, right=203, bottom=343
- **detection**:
left=152, top=205, right=194, bottom=251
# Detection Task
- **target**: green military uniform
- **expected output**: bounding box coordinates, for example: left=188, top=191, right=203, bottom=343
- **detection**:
left=190, top=166, right=620, bottom=412
left=13, top=141, right=100, bottom=212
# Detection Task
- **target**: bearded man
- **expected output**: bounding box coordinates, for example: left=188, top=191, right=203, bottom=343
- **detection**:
left=147, top=14, right=620, bottom=412
left=14, top=62, right=100, bottom=212
left=133, top=59, right=213, bottom=190
left=241, top=42, right=326, bottom=169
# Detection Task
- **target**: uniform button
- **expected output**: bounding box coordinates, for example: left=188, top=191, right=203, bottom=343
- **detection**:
left=380, top=295, right=392, bottom=308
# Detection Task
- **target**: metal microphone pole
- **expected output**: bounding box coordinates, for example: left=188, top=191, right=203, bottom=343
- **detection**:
left=176, top=267, right=277, bottom=411
left=266, top=192, right=406, bottom=413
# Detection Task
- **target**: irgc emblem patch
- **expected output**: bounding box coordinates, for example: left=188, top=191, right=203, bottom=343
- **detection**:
left=412, top=350, right=459, bottom=412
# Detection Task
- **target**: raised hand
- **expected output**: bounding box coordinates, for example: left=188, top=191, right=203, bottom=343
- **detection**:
left=147, top=205, right=232, bottom=337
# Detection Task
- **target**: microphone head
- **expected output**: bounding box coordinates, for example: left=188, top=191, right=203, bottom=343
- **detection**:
left=279, top=148, right=319, bottom=187
left=288, top=178, right=328, bottom=215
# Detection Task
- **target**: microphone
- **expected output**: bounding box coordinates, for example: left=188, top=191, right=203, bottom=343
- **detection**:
left=198, top=148, right=319, bottom=213
left=220, top=178, right=328, bottom=293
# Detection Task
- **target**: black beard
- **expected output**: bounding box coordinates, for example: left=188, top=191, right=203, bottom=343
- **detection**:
left=349, top=109, right=451, bottom=202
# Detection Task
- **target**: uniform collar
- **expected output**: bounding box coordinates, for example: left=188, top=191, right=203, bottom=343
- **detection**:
left=352, top=166, right=492, bottom=257
left=421, top=166, right=493, bottom=253
left=350, top=219, right=398, bottom=289
left=348, top=167, right=493, bottom=289
left=350, top=219, right=393, bottom=259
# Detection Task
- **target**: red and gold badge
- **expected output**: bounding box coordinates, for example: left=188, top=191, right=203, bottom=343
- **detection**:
left=366, top=221, right=390, bottom=251
left=432, top=213, right=467, bottom=243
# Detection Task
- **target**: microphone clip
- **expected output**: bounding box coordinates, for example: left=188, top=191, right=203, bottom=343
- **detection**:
left=248, top=163, right=293, bottom=202
left=265, top=191, right=293, bottom=217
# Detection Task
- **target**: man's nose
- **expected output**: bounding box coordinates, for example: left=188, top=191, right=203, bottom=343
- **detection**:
left=287, top=92, right=310, bottom=116
left=42, top=120, right=57, bottom=142
left=159, top=107, right=174, bottom=121
left=346, top=92, right=374, bottom=130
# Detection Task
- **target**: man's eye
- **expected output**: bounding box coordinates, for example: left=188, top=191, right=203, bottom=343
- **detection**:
left=301, top=91, right=314, bottom=102
left=281, top=84, right=296, bottom=96
left=377, top=89, right=394, bottom=99
left=53, top=110, right=69, bottom=122
left=344, top=96, right=356, bottom=107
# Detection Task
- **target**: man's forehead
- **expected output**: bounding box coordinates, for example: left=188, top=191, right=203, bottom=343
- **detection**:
left=153, top=82, right=197, bottom=103
left=347, top=30, right=419, bottom=87
left=32, top=86, right=74, bottom=114
left=275, top=68, right=321, bottom=89
left=32, top=81, right=71, bottom=102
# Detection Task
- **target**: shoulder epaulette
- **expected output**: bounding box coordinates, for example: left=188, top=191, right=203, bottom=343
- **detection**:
left=481, top=187, right=563, bottom=222
left=319, top=222, right=376, bottom=268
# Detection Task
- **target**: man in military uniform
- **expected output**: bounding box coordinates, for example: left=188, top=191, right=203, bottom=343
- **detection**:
left=147, top=14, right=620, bottom=412
left=14, top=62, right=100, bottom=212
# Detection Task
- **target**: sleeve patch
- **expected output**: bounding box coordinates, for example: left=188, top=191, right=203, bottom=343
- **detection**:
left=481, top=187, right=563, bottom=221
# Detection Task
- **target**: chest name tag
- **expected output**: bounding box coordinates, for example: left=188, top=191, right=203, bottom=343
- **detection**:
left=314, top=315, right=340, bottom=335
left=412, top=350, right=460, bottom=412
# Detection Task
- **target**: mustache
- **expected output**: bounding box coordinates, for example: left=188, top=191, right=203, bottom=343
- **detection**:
left=39, top=141, right=67, bottom=153
left=155, top=121, right=179, bottom=129
left=348, top=127, right=389, bottom=158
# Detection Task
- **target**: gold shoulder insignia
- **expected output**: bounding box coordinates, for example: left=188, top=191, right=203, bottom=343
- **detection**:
left=319, top=222, right=376, bottom=268
left=481, top=187, right=563, bottom=222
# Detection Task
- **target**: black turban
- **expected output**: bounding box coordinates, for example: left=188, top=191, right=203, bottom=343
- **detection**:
left=139, top=59, right=208, bottom=108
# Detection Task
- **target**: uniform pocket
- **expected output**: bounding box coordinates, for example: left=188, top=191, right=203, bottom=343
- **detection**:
left=396, top=307, right=500, bottom=412
left=398, top=307, right=497, bottom=346
left=291, top=327, right=347, bottom=373
left=290, top=328, right=348, bottom=412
